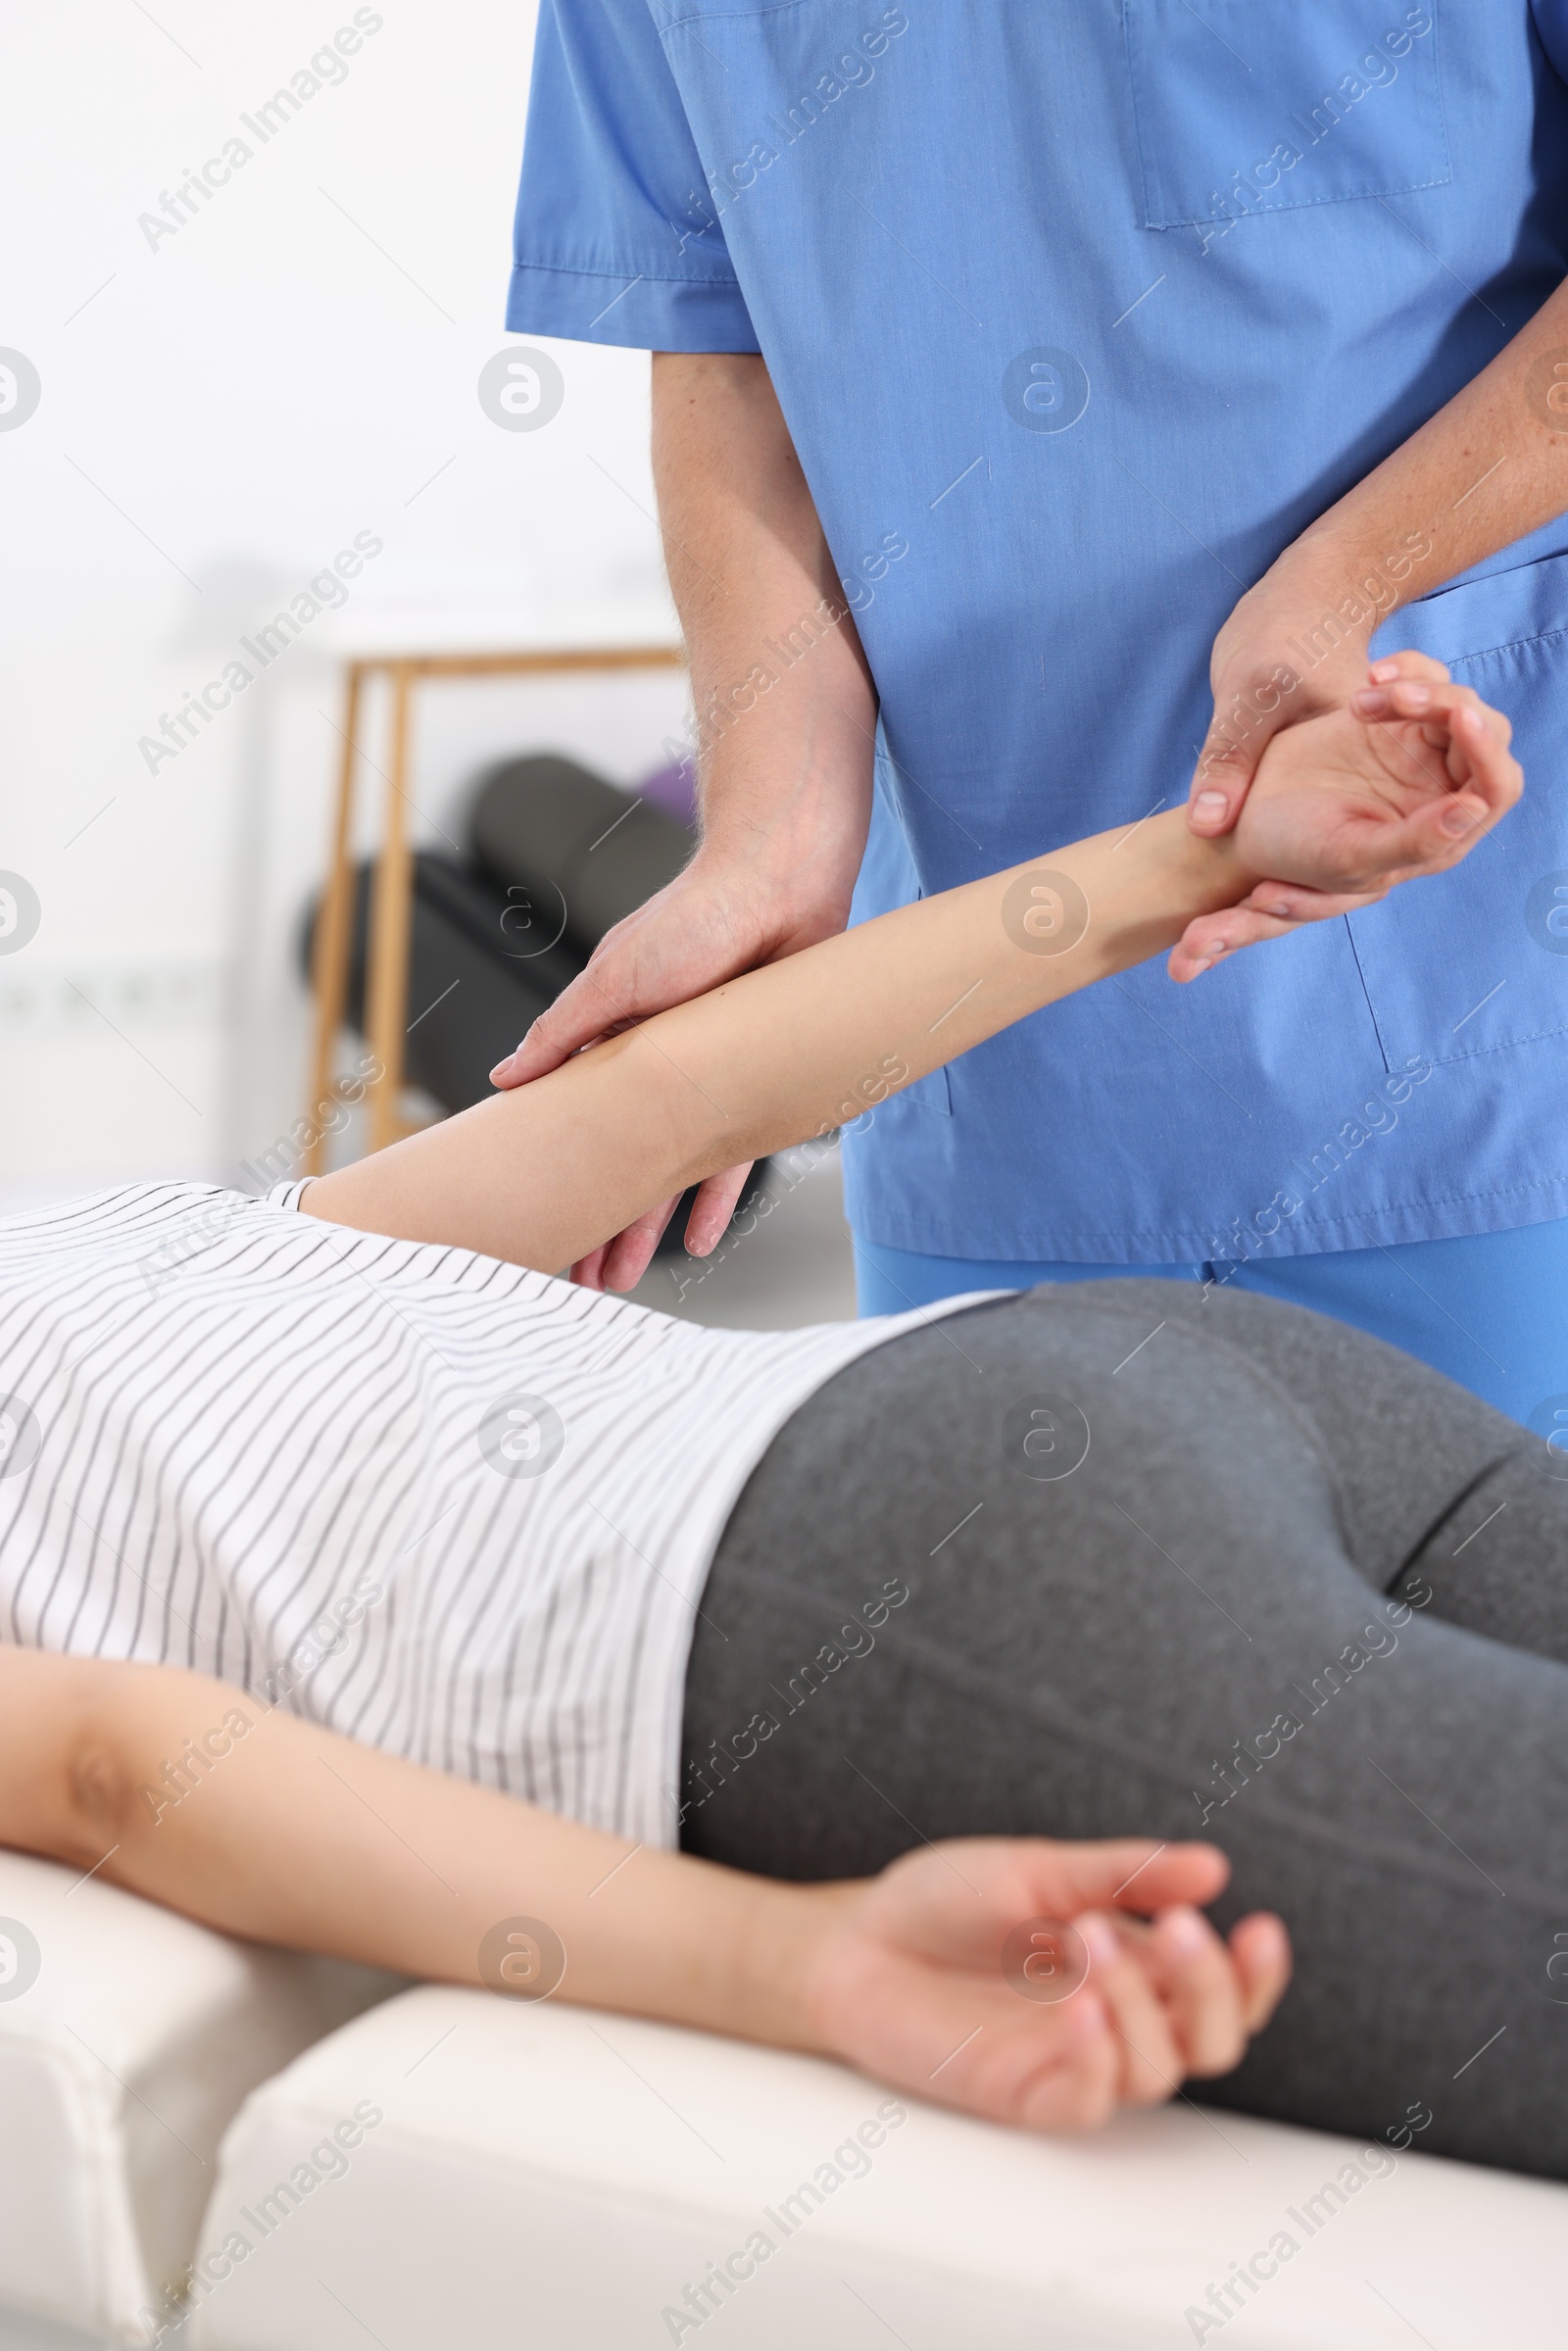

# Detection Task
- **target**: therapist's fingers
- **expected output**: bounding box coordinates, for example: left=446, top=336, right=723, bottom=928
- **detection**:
left=568, top=1164, right=755, bottom=1292
left=680, top=1161, right=757, bottom=1257
left=492, top=990, right=620, bottom=1090
left=1168, top=881, right=1393, bottom=981
left=569, top=1240, right=614, bottom=1290
left=570, top=1197, right=680, bottom=1291
left=491, top=911, right=677, bottom=1092
left=1187, top=661, right=1298, bottom=837
left=1186, top=717, right=1278, bottom=838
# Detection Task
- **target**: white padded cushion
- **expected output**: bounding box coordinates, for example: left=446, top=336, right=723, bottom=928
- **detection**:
left=0, top=1853, right=395, bottom=2346
left=192, top=1984, right=1568, bottom=2350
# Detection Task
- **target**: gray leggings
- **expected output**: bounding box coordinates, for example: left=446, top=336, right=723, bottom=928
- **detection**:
left=680, top=1283, right=1568, bottom=2180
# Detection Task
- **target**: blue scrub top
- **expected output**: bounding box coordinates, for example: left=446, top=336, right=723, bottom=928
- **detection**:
left=508, top=1, right=1568, bottom=1266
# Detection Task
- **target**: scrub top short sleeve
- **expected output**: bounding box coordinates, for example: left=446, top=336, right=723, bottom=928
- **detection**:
left=508, top=0, right=761, bottom=352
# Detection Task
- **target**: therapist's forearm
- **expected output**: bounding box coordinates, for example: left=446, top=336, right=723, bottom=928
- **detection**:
left=305, top=810, right=1256, bottom=1270
left=652, top=351, right=877, bottom=919
left=1269, top=276, right=1568, bottom=640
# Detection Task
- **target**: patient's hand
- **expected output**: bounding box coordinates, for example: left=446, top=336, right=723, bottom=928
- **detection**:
left=800, top=1835, right=1289, bottom=2131
left=1170, top=652, right=1522, bottom=981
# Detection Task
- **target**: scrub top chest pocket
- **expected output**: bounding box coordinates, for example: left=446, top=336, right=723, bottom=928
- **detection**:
left=1123, top=1, right=1449, bottom=232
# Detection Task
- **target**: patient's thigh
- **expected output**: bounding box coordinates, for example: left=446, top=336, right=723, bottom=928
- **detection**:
left=685, top=1285, right=1391, bottom=1866
left=682, top=1288, right=1568, bottom=2176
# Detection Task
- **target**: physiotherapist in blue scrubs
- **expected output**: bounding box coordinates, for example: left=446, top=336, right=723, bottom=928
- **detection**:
left=491, top=0, right=1568, bottom=1427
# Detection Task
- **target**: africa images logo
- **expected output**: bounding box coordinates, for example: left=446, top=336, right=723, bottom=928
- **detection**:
left=1526, top=870, right=1568, bottom=956
left=477, top=347, right=564, bottom=431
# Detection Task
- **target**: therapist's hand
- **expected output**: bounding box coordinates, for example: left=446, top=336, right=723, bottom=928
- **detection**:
left=1170, top=652, right=1521, bottom=979
left=487, top=825, right=864, bottom=1289
left=491, top=350, right=878, bottom=1293
left=1187, top=571, right=1371, bottom=840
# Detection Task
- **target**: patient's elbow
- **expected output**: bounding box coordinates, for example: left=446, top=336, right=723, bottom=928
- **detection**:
left=0, top=1735, right=141, bottom=1874
left=62, top=1739, right=143, bottom=1860
left=0, top=1650, right=172, bottom=1868
left=62, top=1666, right=171, bottom=1856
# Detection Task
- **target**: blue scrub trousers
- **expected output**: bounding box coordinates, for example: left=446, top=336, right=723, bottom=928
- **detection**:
left=853, top=1218, right=1568, bottom=1432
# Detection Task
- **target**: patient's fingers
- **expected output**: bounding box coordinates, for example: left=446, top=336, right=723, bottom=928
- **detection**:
left=1364, top=695, right=1513, bottom=808
left=1098, top=1904, right=1259, bottom=2081
left=1354, top=666, right=1509, bottom=746
left=1353, top=649, right=1452, bottom=700
left=1115, top=1903, right=1290, bottom=2070
left=1363, top=691, right=1521, bottom=853
left=1102, top=1904, right=1292, bottom=2030
left=1007, top=1993, right=1121, bottom=2132
left=1145, top=1905, right=1250, bottom=2078
left=1173, top=683, right=1519, bottom=983
left=1075, top=1913, right=1187, bottom=2105
left=825, top=1841, right=1289, bottom=2134
left=1230, top=1911, right=1293, bottom=2033
left=1351, top=654, right=1512, bottom=789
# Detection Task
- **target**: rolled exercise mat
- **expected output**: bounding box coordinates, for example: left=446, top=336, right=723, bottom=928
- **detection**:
left=468, top=753, right=694, bottom=955
left=302, top=854, right=586, bottom=1115
left=300, top=758, right=763, bottom=1259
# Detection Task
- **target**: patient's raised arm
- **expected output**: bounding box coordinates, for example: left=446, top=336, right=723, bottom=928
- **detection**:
left=302, top=664, right=1518, bottom=1275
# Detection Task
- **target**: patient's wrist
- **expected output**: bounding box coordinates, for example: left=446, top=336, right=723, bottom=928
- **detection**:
left=1132, top=808, right=1266, bottom=917
left=730, top=1874, right=860, bottom=2053
left=1193, top=828, right=1268, bottom=907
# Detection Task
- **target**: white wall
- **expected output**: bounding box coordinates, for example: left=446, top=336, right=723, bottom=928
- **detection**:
left=1, top=0, right=689, bottom=1197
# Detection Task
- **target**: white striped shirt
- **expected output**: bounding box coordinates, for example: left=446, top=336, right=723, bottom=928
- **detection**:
left=0, top=1183, right=983, bottom=1846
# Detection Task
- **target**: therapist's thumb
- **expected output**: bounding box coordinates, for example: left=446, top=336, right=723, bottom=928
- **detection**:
left=1186, top=717, right=1268, bottom=837
left=489, top=961, right=624, bottom=1088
